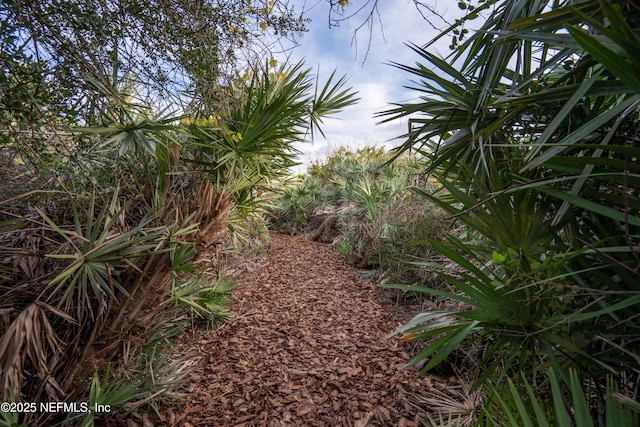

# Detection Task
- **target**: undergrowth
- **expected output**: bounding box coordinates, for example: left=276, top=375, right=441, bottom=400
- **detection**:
left=269, top=146, right=448, bottom=289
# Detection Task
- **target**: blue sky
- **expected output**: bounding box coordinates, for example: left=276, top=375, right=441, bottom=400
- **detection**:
left=272, top=0, right=460, bottom=171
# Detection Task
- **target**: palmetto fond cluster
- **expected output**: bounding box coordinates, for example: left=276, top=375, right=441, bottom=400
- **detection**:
left=0, top=60, right=357, bottom=425
left=380, top=0, right=640, bottom=424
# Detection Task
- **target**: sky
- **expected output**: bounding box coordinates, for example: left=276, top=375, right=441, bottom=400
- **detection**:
left=272, top=0, right=460, bottom=172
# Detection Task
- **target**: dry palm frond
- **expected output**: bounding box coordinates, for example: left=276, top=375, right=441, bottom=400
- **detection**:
left=190, top=181, right=232, bottom=269
left=167, top=175, right=231, bottom=252
left=410, top=378, right=483, bottom=427
left=0, top=301, right=70, bottom=401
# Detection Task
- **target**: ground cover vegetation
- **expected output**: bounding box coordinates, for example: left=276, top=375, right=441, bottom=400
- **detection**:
left=0, top=1, right=357, bottom=425
left=270, top=146, right=448, bottom=290
left=2, top=0, right=639, bottom=425
left=375, top=0, right=640, bottom=425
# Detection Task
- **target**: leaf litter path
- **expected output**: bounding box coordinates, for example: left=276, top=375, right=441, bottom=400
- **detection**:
left=164, top=233, right=443, bottom=426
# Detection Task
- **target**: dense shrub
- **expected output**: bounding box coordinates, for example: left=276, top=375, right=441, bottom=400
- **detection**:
left=381, top=0, right=640, bottom=424
left=270, top=146, right=447, bottom=287
left=0, top=61, right=357, bottom=425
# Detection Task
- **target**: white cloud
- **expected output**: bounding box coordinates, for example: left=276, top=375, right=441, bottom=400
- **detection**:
left=278, top=0, right=462, bottom=171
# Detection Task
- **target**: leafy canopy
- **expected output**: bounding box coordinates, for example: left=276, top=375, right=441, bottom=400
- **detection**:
left=0, top=0, right=308, bottom=127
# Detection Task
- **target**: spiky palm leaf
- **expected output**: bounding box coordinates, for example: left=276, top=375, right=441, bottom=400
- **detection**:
left=382, top=0, right=640, bottom=422
left=185, top=60, right=358, bottom=200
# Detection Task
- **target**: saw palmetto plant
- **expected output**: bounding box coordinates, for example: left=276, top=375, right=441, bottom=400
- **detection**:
left=0, top=52, right=358, bottom=424
left=381, top=0, right=640, bottom=424
left=185, top=61, right=358, bottom=200
left=270, top=146, right=447, bottom=284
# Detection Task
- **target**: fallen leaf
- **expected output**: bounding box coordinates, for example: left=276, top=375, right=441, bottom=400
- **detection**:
left=348, top=367, right=363, bottom=377
left=295, top=403, right=315, bottom=416
left=354, top=411, right=373, bottom=427
left=150, top=233, right=436, bottom=425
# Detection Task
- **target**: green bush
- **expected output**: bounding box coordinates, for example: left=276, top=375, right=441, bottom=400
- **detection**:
left=0, top=59, right=358, bottom=425
left=381, top=0, right=640, bottom=424
left=270, top=146, right=447, bottom=286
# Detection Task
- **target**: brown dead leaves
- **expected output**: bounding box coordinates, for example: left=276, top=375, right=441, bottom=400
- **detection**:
left=157, top=233, right=438, bottom=426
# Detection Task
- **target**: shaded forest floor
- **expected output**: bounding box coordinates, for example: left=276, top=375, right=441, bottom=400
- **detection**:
left=154, top=233, right=458, bottom=426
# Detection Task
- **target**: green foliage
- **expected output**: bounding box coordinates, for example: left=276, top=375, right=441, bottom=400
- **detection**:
left=382, top=0, right=640, bottom=423
left=271, top=146, right=446, bottom=285
left=167, top=238, right=236, bottom=327
left=479, top=368, right=640, bottom=427
left=0, top=0, right=311, bottom=177
left=185, top=61, right=358, bottom=204
left=77, top=366, right=144, bottom=427
left=69, top=338, right=195, bottom=427
left=388, top=232, right=585, bottom=379
left=1, top=28, right=358, bottom=422
left=169, top=243, right=197, bottom=273
left=38, top=192, right=169, bottom=321
left=0, top=0, right=308, bottom=125
left=0, top=387, right=24, bottom=427
left=168, top=274, right=236, bottom=326
left=274, top=175, right=328, bottom=232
